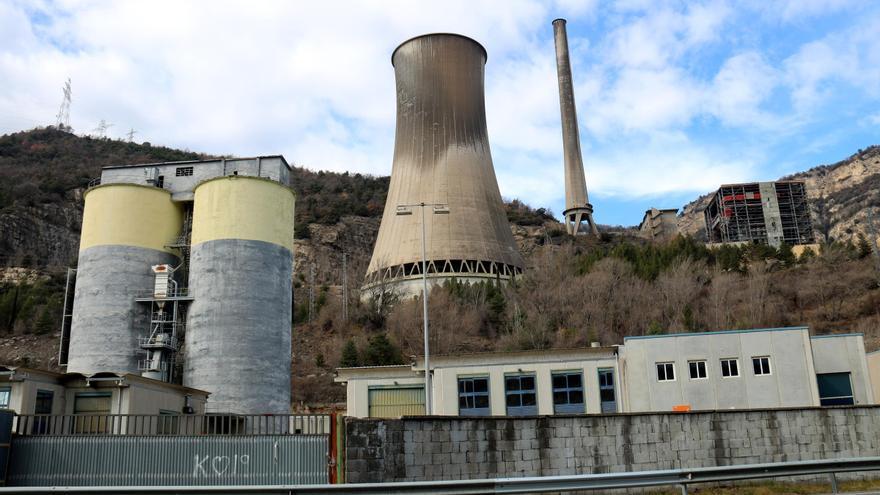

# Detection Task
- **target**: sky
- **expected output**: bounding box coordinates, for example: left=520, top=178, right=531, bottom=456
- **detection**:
left=1, top=0, right=878, bottom=226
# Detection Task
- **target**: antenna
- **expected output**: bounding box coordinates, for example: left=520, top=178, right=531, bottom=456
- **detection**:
left=126, top=128, right=137, bottom=142
left=55, top=78, right=72, bottom=131
left=93, top=120, right=113, bottom=139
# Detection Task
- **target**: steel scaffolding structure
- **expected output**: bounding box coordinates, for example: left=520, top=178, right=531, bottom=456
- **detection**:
left=704, top=181, right=813, bottom=246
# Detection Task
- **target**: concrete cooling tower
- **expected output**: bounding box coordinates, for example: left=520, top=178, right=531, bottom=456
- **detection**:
left=363, top=33, right=525, bottom=296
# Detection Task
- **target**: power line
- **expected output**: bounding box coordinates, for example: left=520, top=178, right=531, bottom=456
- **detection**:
left=92, top=119, right=113, bottom=139
left=126, top=128, right=137, bottom=142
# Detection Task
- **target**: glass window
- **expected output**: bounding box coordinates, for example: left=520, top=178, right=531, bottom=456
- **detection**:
left=656, top=362, right=675, bottom=382
left=752, top=356, right=771, bottom=375
left=0, top=387, right=10, bottom=409
left=552, top=372, right=584, bottom=414
left=505, top=374, right=537, bottom=416
left=458, top=377, right=490, bottom=416
left=817, top=372, right=854, bottom=406
left=175, top=166, right=194, bottom=177
left=688, top=361, right=707, bottom=379
left=720, top=358, right=739, bottom=377
left=598, top=369, right=617, bottom=413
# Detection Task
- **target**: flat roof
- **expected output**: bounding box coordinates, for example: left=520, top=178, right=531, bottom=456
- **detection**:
left=716, top=180, right=805, bottom=188
left=102, top=155, right=290, bottom=171
left=810, top=333, right=864, bottom=339
left=624, top=326, right=809, bottom=341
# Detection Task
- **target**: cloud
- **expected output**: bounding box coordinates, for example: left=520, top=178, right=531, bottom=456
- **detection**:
left=0, top=0, right=877, bottom=225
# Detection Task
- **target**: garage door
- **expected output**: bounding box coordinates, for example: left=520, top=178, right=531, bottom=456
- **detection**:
left=368, top=386, right=425, bottom=417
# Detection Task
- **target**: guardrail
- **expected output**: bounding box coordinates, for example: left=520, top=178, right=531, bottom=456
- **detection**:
left=12, top=414, right=331, bottom=436
left=1, top=456, right=878, bottom=493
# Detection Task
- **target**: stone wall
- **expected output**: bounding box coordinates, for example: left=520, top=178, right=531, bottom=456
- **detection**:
left=345, top=406, right=880, bottom=483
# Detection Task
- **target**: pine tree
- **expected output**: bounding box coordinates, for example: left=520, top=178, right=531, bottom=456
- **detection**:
left=340, top=339, right=359, bottom=368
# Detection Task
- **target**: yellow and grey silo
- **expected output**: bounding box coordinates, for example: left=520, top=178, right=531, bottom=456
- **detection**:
left=184, top=176, right=295, bottom=414
left=68, top=184, right=183, bottom=374
left=363, top=33, right=525, bottom=296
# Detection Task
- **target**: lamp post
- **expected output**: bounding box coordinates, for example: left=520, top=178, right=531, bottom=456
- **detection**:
left=396, top=202, right=449, bottom=415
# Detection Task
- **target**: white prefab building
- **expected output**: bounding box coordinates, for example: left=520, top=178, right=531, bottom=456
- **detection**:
left=335, top=327, right=875, bottom=418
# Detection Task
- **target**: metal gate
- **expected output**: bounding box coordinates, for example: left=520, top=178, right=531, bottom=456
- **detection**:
left=7, top=414, right=332, bottom=487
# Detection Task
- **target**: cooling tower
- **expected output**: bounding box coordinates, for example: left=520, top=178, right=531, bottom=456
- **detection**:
left=363, top=33, right=524, bottom=296
left=68, top=184, right=183, bottom=374
left=553, top=19, right=598, bottom=236
left=184, top=176, right=294, bottom=414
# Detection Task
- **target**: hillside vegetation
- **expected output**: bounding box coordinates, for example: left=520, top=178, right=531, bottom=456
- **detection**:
left=0, top=128, right=878, bottom=409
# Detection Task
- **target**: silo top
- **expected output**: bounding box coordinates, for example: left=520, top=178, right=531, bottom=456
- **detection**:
left=391, top=33, right=488, bottom=65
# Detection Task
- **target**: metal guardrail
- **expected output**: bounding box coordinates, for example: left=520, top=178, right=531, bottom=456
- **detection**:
left=12, top=414, right=331, bottom=436
left=1, top=456, right=878, bottom=493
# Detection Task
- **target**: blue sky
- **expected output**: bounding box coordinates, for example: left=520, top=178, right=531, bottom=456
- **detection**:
left=0, top=0, right=878, bottom=226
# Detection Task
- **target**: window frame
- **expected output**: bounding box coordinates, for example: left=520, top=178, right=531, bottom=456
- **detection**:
left=551, top=371, right=585, bottom=414
left=175, top=166, right=194, bottom=177
left=504, top=373, right=538, bottom=416
left=816, top=372, right=855, bottom=406
left=0, top=386, right=10, bottom=409
left=720, top=358, right=740, bottom=378
left=688, top=360, right=708, bottom=380
left=752, top=356, right=772, bottom=376
left=457, top=376, right=491, bottom=417
left=656, top=362, right=676, bottom=382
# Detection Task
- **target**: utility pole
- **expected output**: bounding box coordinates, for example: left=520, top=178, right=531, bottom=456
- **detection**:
left=342, top=252, right=348, bottom=322
left=308, top=263, right=316, bottom=323
left=867, top=207, right=880, bottom=287
left=55, top=78, right=72, bottom=131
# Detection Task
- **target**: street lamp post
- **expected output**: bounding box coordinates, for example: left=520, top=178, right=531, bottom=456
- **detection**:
left=396, top=202, right=449, bottom=415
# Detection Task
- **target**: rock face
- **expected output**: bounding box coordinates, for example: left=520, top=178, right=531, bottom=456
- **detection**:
left=0, top=202, right=83, bottom=268
left=678, top=146, right=880, bottom=243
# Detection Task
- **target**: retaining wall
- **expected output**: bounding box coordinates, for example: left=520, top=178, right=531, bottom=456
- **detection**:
left=345, top=406, right=880, bottom=483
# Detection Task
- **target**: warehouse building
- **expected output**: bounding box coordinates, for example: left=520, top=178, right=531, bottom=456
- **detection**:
left=335, top=327, right=874, bottom=418
left=704, top=181, right=814, bottom=248
left=0, top=365, right=208, bottom=417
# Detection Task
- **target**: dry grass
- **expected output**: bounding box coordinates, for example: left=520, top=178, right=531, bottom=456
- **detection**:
left=649, top=479, right=880, bottom=494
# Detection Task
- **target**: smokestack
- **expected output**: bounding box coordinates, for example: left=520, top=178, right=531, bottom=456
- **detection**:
left=553, top=18, right=599, bottom=236
left=363, top=34, right=524, bottom=296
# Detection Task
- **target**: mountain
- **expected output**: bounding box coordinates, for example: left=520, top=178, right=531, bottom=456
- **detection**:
left=678, top=146, right=880, bottom=242
left=1, top=128, right=878, bottom=410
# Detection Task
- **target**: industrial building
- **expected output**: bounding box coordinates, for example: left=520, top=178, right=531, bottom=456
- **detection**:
left=704, top=181, right=814, bottom=247
left=335, top=327, right=875, bottom=418
left=64, top=156, right=295, bottom=414
left=638, top=208, right=679, bottom=242
left=363, top=34, right=525, bottom=297
left=553, top=19, right=599, bottom=236
left=0, top=365, right=208, bottom=418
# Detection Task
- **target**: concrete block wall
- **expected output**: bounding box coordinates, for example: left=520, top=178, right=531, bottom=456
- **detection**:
left=345, top=406, right=880, bottom=483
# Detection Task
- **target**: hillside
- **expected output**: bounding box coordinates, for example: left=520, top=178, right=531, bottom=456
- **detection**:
left=1, top=128, right=878, bottom=410
left=678, top=146, right=880, bottom=242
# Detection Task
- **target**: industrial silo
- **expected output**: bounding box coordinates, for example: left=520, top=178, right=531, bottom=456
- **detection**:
left=67, top=184, right=183, bottom=374
left=363, top=33, right=525, bottom=296
left=184, top=176, right=295, bottom=414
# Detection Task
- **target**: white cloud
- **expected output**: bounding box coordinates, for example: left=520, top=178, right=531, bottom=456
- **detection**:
left=0, top=0, right=877, bottom=219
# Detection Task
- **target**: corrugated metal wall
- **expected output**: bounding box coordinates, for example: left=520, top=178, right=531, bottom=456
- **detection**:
left=8, top=435, right=327, bottom=486
left=368, top=387, right=425, bottom=417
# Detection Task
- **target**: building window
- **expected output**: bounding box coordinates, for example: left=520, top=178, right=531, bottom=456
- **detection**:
left=0, top=387, right=10, bottom=409
left=175, top=166, right=194, bottom=177
left=505, top=374, right=537, bottom=416
left=720, top=358, right=739, bottom=377
left=688, top=360, right=707, bottom=379
left=458, top=377, right=490, bottom=416
left=368, top=386, right=425, bottom=418
left=656, top=362, right=675, bottom=382
left=752, top=356, right=771, bottom=376
left=551, top=372, right=584, bottom=414
left=817, top=372, right=854, bottom=406
left=598, top=369, right=617, bottom=413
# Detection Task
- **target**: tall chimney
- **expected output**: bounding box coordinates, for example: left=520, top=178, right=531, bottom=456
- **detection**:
left=553, top=18, right=599, bottom=236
